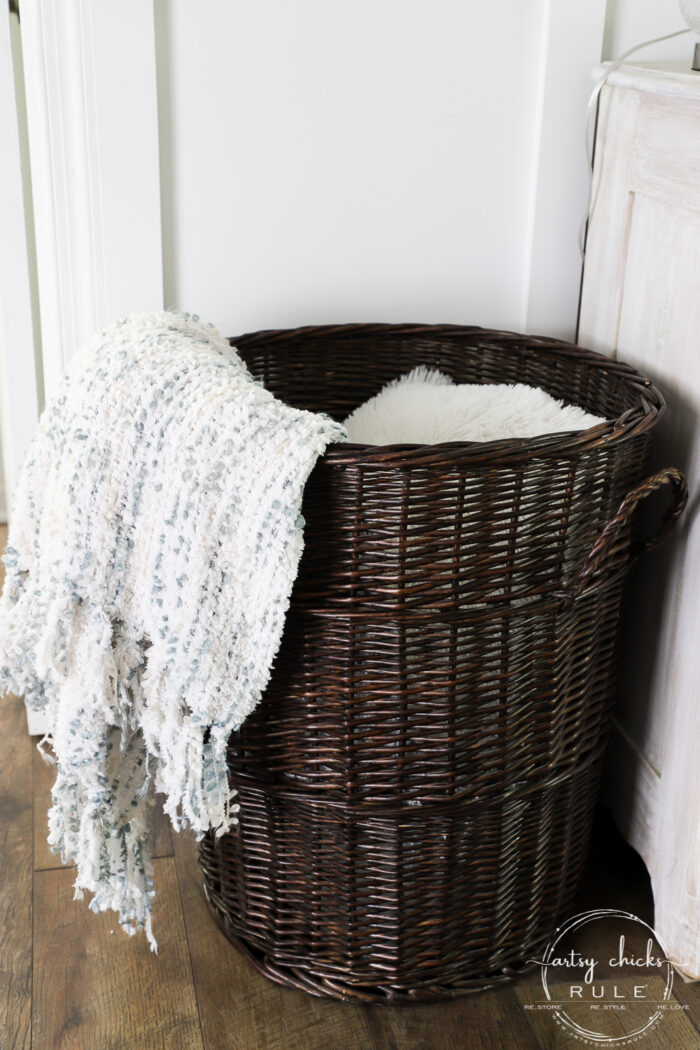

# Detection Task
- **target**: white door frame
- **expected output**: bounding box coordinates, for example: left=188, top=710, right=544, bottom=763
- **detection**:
left=18, top=0, right=164, bottom=402
left=523, top=0, right=608, bottom=339
left=0, top=7, right=41, bottom=515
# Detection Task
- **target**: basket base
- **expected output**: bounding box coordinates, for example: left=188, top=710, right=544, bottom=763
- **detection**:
left=204, top=892, right=538, bottom=1006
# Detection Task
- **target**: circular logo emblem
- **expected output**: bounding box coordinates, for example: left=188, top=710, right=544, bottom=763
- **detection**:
left=531, top=909, right=675, bottom=1045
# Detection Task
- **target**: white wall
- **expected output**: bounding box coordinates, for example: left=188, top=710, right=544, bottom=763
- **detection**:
left=154, top=0, right=603, bottom=342
left=603, top=0, right=695, bottom=62
left=1, top=0, right=616, bottom=515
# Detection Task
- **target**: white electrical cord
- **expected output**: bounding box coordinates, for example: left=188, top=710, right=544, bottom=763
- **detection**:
left=579, top=27, right=692, bottom=259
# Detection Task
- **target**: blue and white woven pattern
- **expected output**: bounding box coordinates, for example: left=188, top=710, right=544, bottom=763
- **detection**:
left=0, top=312, right=346, bottom=949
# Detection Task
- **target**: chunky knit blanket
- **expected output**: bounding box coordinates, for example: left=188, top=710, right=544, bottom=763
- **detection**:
left=0, top=312, right=346, bottom=949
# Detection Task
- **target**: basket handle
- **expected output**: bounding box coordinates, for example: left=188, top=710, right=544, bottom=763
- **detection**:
left=558, top=466, right=688, bottom=607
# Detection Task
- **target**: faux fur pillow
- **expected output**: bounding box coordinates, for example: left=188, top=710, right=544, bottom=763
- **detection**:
left=343, top=366, right=605, bottom=445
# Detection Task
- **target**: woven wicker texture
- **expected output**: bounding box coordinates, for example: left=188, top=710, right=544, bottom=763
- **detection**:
left=198, top=325, right=686, bottom=1003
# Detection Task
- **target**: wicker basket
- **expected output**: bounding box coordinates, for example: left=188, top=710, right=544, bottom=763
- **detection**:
left=198, top=324, right=686, bottom=1004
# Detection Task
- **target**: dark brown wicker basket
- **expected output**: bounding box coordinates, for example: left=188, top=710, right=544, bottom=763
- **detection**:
left=197, top=324, right=686, bottom=1004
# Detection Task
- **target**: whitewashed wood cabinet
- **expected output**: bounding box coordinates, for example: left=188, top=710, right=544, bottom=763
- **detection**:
left=579, top=61, right=700, bottom=981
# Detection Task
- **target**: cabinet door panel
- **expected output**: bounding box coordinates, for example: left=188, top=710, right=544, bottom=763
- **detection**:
left=579, top=68, right=700, bottom=979
left=615, top=192, right=700, bottom=772
left=630, top=94, right=700, bottom=213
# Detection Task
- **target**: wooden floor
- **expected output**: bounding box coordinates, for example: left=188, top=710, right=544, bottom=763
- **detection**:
left=1, top=524, right=699, bottom=1050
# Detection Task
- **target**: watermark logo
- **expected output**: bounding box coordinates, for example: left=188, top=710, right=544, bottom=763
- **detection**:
left=525, top=909, right=682, bottom=1045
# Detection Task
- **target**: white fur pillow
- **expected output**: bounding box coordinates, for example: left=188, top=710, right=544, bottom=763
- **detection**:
left=343, top=366, right=605, bottom=445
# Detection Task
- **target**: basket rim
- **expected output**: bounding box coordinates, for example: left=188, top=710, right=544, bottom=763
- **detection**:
left=230, top=323, right=665, bottom=466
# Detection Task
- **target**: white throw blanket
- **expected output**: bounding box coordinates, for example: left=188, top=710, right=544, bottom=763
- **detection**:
left=0, top=312, right=346, bottom=949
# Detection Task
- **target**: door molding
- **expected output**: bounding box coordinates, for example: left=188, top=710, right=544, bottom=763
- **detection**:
left=19, top=0, right=164, bottom=400
left=522, top=0, right=608, bottom=340
left=0, top=7, right=40, bottom=513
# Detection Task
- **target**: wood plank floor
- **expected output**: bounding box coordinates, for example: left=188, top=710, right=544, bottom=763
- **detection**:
left=1, top=523, right=698, bottom=1050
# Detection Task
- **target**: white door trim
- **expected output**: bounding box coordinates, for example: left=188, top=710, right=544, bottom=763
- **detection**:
left=0, top=7, right=41, bottom=515
left=522, top=0, right=608, bottom=340
left=19, top=0, right=164, bottom=401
